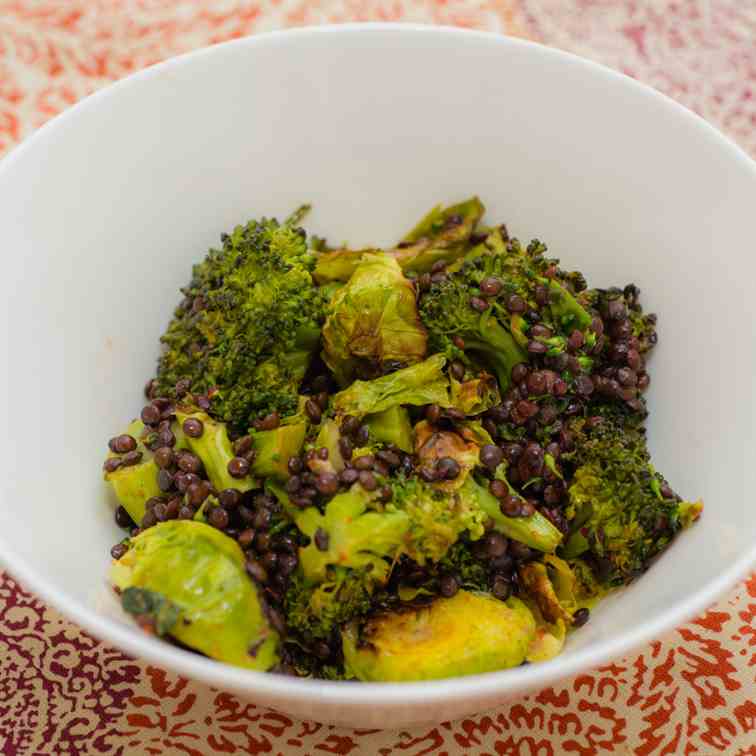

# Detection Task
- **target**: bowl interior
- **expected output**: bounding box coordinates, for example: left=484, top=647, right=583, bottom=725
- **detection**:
left=1, top=26, right=755, bottom=726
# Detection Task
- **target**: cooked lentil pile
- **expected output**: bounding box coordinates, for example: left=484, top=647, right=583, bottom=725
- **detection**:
left=103, top=198, right=702, bottom=681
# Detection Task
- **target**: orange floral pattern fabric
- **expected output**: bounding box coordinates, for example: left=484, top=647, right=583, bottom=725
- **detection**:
left=1, top=1, right=754, bottom=753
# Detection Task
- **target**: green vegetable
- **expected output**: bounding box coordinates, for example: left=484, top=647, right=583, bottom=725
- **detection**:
left=175, top=409, right=257, bottom=492
left=312, top=198, right=485, bottom=283
left=251, top=422, right=308, bottom=480
left=390, top=476, right=487, bottom=564
left=284, top=566, right=374, bottom=640
left=365, top=406, right=414, bottom=453
left=154, top=211, right=326, bottom=431
left=295, top=486, right=409, bottom=584
left=104, top=419, right=171, bottom=524
left=392, top=197, right=485, bottom=274
left=461, top=477, right=563, bottom=553
left=307, top=419, right=346, bottom=475
left=314, top=248, right=377, bottom=285
left=342, top=591, right=536, bottom=681
left=419, top=262, right=527, bottom=392
left=332, top=354, right=450, bottom=418
left=419, top=235, right=595, bottom=388
left=449, top=372, right=500, bottom=415
left=322, top=253, right=428, bottom=386
left=561, top=412, right=702, bottom=586
left=518, top=561, right=573, bottom=625
left=111, top=521, right=278, bottom=670
left=121, top=587, right=181, bottom=636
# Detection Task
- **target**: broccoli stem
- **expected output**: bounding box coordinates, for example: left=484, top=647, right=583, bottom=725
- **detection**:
left=464, top=313, right=527, bottom=392
left=462, top=478, right=563, bottom=553
left=544, top=279, right=593, bottom=332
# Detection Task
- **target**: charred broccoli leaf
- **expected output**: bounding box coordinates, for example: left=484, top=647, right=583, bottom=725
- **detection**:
left=155, top=211, right=326, bottom=432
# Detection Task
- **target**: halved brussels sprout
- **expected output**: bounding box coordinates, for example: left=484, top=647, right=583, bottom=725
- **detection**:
left=342, top=590, right=536, bottom=681
left=111, top=520, right=278, bottom=670
left=322, top=253, right=428, bottom=386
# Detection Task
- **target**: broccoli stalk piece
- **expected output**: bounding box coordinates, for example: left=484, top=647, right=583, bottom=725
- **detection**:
left=104, top=419, right=184, bottom=524
left=365, top=405, right=414, bottom=453
left=251, top=422, right=308, bottom=480
left=322, top=253, right=428, bottom=386
left=561, top=413, right=702, bottom=586
left=155, top=211, right=326, bottom=432
left=332, top=353, right=450, bottom=418
left=460, top=476, right=563, bottom=553
left=175, top=409, right=258, bottom=492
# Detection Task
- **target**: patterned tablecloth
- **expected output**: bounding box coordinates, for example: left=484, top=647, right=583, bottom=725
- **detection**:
left=1, top=2, right=755, bottom=754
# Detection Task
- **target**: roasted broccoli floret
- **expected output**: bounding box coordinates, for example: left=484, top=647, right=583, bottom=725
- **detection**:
left=284, top=566, right=374, bottom=641
left=175, top=408, right=258, bottom=492
left=284, top=475, right=488, bottom=640
left=322, top=253, right=427, bottom=385
left=419, top=233, right=596, bottom=391
left=419, top=255, right=527, bottom=392
left=561, top=411, right=701, bottom=586
left=154, top=211, right=326, bottom=432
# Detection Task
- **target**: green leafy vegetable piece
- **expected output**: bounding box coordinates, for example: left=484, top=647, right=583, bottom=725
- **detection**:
left=332, top=354, right=450, bottom=418
left=111, top=520, right=278, bottom=670
left=322, top=253, right=428, bottom=386
left=393, top=197, right=485, bottom=274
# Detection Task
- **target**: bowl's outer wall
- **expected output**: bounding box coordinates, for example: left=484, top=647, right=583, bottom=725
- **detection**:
left=1, top=26, right=755, bottom=727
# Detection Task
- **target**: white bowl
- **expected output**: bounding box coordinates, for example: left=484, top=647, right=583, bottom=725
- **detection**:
left=1, top=24, right=755, bottom=728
